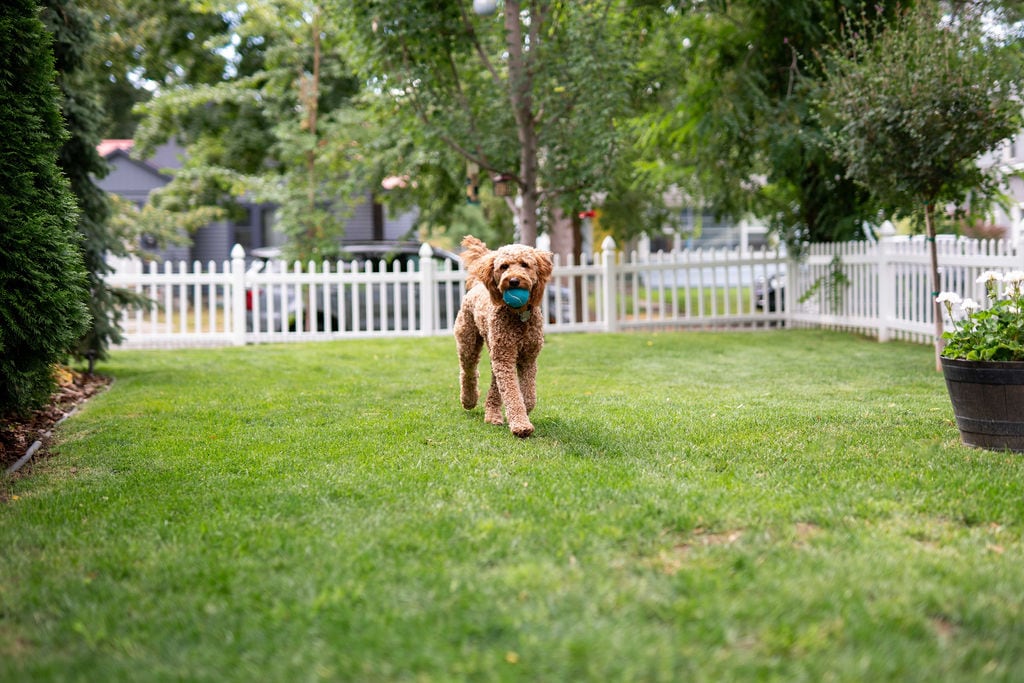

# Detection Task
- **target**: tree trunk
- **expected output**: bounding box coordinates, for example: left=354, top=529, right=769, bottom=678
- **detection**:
left=925, top=203, right=943, bottom=372
left=504, top=0, right=538, bottom=246
left=571, top=209, right=584, bottom=323
left=302, top=8, right=321, bottom=331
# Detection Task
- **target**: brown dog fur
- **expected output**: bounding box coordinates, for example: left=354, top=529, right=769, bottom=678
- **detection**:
left=454, top=235, right=553, bottom=437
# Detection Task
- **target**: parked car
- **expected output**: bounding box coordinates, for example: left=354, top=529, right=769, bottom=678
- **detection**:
left=245, top=242, right=463, bottom=333
left=755, top=273, right=786, bottom=312
left=245, top=241, right=572, bottom=333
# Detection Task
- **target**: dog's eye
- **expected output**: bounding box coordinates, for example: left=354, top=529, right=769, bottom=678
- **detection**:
left=520, top=261, right=530, bottom=268
left=499, top=263, right=509, bottom=271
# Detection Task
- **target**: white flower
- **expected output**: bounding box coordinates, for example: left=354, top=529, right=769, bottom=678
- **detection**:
left=935, top=292, right=962, bottom=305
left=1003, top=271, right=1024, bottom=297
left=961, top=298, right=980, bottom=313
left=1003, top=271, right=1024, bottom=284
left=977, top=271, right=1004, bottom=285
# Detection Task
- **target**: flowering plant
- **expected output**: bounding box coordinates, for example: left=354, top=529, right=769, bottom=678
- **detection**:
left=937, top=271, right=1024, bottom=361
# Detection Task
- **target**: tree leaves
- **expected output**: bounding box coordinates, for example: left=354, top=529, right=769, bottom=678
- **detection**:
left=817, top=3, right=1024, bottom=219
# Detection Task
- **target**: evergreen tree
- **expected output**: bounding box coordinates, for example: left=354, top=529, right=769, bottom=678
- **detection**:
left=43, top=0, right=145, bottom=373
left=0, top=0, right=91, bottom=415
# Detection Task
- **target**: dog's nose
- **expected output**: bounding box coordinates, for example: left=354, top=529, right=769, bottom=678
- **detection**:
left=509, top=278, right=521, bottom=288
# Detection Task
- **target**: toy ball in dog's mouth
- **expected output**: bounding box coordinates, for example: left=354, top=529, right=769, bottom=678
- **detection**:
left=502, top=288, right=530, bottom=308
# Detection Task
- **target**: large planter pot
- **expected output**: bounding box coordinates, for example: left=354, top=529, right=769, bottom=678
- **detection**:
left=941, top=357, right=1024, bottom=452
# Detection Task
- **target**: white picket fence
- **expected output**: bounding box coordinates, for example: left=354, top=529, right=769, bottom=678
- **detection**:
left=790, top=236, right=1021, bottom=343
left=103, top=236, right=1022, bottom=349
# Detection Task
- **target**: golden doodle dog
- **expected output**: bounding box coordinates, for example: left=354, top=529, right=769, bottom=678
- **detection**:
left=454, top=235, right=553, bottom=437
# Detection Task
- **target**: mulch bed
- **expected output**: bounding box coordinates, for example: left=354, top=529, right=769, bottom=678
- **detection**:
left=0, top=368, right=111, bottom=475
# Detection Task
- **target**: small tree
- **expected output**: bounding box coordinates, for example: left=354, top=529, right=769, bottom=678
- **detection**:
left=817, top=3, right=1024, bottom=369
left=0, top=0, right=91, bottom=415
left=340, top=0, right=647, bottom=247
left=133, top=0, right=364, bottom=264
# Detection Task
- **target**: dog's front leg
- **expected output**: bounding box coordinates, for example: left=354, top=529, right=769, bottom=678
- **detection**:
left=483, top=376, right=504, bottom=426
left=517, top=357, right=538, bottom=414
left=454, top=313, right=482, bottom=410
left=490, top=351, right=533, bottom=438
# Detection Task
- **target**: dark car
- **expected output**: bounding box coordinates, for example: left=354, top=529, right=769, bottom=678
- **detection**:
left=754, top=273, right=785, bottom=312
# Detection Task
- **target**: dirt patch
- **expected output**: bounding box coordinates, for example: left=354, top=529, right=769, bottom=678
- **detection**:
left=0, top=368, right=111, bottom=474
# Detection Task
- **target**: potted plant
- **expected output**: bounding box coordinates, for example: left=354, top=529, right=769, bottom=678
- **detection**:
left=937, top=271, right=1024, bottom=452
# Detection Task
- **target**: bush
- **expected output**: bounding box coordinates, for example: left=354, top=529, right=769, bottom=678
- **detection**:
left=0, top=0, right=91, bottom=416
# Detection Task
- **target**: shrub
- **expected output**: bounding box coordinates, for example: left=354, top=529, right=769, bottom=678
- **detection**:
left=0, top=0, right=91, bottom=415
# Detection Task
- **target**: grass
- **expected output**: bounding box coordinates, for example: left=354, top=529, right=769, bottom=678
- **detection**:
left=2, top=329, right=1023, bottom=682
left=630, top=285, right=758, bottom=317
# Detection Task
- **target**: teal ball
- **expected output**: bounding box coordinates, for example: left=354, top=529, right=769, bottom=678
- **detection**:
left=502, top=288, right=530, bottom=308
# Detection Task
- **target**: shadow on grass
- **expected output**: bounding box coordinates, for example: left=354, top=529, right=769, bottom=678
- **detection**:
left=530, top=413, right=640, bottom=459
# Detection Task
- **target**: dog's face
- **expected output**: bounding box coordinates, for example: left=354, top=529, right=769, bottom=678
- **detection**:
left=470, top=243, right=553, bottom=309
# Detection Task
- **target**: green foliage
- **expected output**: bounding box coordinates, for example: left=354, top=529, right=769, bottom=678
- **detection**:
left=632, top=0, right=893, bottom=250
left=43, top=0, right=151, bottom=372
left=939, top=272, right=1024, bottom=361
left=797, top=255, right=850, bottom=310
left=0, top=0, right=91, bottom=415
left=85, top=0, right=231, bottom=136
left=132, top=4, right=365, bottom=263
left=339, top=0, right=653, bottom=243
left=817, top=3, right=1024, bottom=218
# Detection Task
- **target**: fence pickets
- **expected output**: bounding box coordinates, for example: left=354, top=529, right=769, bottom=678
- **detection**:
left=103, top=236, right=1022, bottom=349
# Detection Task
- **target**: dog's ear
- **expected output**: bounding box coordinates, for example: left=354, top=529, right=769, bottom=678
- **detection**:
left=460, top=235, right=488, bottom=259
left=528, top=250, right=554, bottom=308
left=459, top=236, right=489, bottom=271
left=468, top=250, right=504, bottom=305
left=461, top=235, right=493, bottom=292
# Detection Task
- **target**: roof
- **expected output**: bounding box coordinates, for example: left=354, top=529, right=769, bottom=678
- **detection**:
left=97, top=139, right=185, bottom=173
left=97, top=139, right=135, bottom=157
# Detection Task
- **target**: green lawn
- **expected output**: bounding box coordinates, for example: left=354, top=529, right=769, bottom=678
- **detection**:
left=2, top=330, right=1022, bottom=682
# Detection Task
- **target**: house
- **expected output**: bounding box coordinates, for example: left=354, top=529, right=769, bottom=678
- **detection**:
left=979, top=132, right=1024, bottom=245
left=96, top=139, right=418, bottom=264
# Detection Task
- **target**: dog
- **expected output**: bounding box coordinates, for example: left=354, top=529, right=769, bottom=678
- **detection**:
left=454, top=235, right=553, bottom=437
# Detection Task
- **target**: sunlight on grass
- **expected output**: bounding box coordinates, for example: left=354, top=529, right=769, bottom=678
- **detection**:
left=2, top=330, right=1022, bottom=681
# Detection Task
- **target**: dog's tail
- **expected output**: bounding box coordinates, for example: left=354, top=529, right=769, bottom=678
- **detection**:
left=460, top=235, right=489, bottom=290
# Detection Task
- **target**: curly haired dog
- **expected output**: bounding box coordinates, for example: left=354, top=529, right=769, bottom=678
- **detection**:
left=454, top=235, right=553, bottom=438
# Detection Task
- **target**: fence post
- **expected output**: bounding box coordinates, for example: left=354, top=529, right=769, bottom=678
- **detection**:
left=230, top=243, right=246, bottom=346
left=419, top=242, right=436, bottom=336
left=876, top=238, right=893, bottom=342
left=601, top=236, right=618, bottom=333
left=784, top=253, right=797, bottom=329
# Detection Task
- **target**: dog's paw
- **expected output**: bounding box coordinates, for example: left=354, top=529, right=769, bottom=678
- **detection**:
left=461, top=389, right=479, bottom=410
left=510, top=420, right=534, bottom=438
left=485, top=411, right=504, bottom=426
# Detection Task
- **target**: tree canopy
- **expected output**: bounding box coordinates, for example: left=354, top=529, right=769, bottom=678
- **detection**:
left=77, top=0, right=1024, bottom=254
left=631, top=0, right=914, bottom=250
left=339, top=0, right=655, bottom=246
left=129, top=0, right=365, bottom=262
left=818, top=3, right=1023, bottom=221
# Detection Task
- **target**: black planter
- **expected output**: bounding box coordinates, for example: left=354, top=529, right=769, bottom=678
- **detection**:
left=941, top=357, right=1024, bottom=452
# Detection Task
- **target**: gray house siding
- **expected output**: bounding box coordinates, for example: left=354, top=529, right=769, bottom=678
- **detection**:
left=344, top=196, right=417, bottom=243
left=99, top=140, right=420, bottom=266
left=192, top=221, right=234, bottom=265
left=96, top=149, right=169, bottom=205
